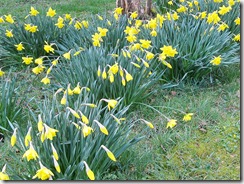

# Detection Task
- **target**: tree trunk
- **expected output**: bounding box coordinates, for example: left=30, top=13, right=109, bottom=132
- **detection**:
left=116, top=0, right=152, bottom=18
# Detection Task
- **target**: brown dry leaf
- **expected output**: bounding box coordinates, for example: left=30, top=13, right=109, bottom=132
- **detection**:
left=171, top=91, right=177, bottom=96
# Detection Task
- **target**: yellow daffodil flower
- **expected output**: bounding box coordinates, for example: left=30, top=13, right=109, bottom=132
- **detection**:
left=52, top=156, right=61, bottom=173
left=4, top=14, right=14, bottom=24
left=94, top=120, right=108, bottom=135
left=234, top=17, right=240, bottom=25
left=233, top=34, right=240, bottom=42
left=11, top=128, right=17, bottom=147
left=0, top=164, right=10, bottom=180
left=24, top=127, right=32, bottom=147
left=14, top=43, right=25, bottom=51
left=103, top=99, right=118, bottom=111
left=207, top=11, right=221, bottom=24
left=46, top=7, right=56, bottom=17
left=210, top=55, right=222, bottom=65
left=167, top=119, right=177, bottom=129
left=5, top=30, right=13, bottom=37
left=43, top=124, right=59, bottom=141
left=41, top=76, right=50, bottom=85
left=63, top=50, right=71, bottom=60
left=139, top=39, right=151, bottom=49
left=82, top=124, right=93, bottom=138
left=30, top=6, right=39, bottom=16
left=183, top=113, right=194, bottom=122
left=97, top=27, right=108, bottom=37
left=101, top=145, right=116, bottom=161
left=44, top=41, right=55, bottom=53
left=51, top=143, right=59, bottom=160
left=33, top=162, right=54, bottom=180
left=23, top=142, right=39, bottom=161
left=160, top=45, right=178, bottom=57
left=83, top=161, right=95, bottom=180
left=0, top=69, right=5, bottom=77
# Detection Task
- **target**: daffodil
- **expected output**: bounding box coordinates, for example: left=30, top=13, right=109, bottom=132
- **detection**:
left=82, top=20, right=89, bottom=28
left=32, top=65, right=45, bottom=75
left=82, top=124, right=93, bottom=138
left=65, top=14, right=72, bottom=20
left=150, top=29, right=157, bottom=37
left=73, top=82, right=81, bottom=94
left=97, top=65, right=101, bottom=77
left=60, top=91, right=67, bottom=105
left=207, top=11, right=221, bottom=24
left=33, top=161, right=54, bottom=180
left=131, top=62, right=141, bottom=68
left=124, top=69, right=133, bottom=82
left=121, top=76, right=126, bottom=86
left=5, top=30, right=13, bottom=37
left=83, top=161, right=95, bottom=180
left=79, top=111, right=89, bottom=124
left=44, top=41, right=55, bottom=53
left=41, top=76, right=50, bottom=85
left=102, top=69, right=107, bottom=79
left=160, top=45, right=178, bottom=57
left=28, top=25, right=38, bottom=33
left=233, top=34, right=240, bottom=42
left=234, top=17, right=240, bottom=25
left=114, top=7, right=123, bottom=15
left=166, top=119, right=177, bottom=129
left=98, top=27, right=108, bottom=37
left=38, top=114, right=44, bottom=132
left=0, top=16, right=5, bottom=23
left=130, top=11, right=138, bottom=19
left=109, top=63, right=119, bottom=74
left=101, top=99, right=118, bottom=111
left=183, top=113, right=194, bottom=122
left=0, top=164, right=10, bottom=180
left=218, top=23, right=229, bottom=32
left=30, top=6, right=39, bottom=16
left=111, top=114, right=126, bottom=124
left=55, top=20, right=65, bottom=29
left=94, top=120, right=108, bottom=135
left=24, top=127, right=32, bottom=147
left=218, top=5, right=231, bottom=15
left=146, top=51, right=154, bottom=60
left=22, top=56, right=33, bottom=65
left=177, top=5, right=187, bottom=13
left=51, top=143, right=59, bottom=160
left=52, top=59, right=59, bottom=66
left=0, top=69, right=5, bottom=77
left=74, top=21, right=83, bottom=30
left=142, top=119, right=154, bottom=129
left=139, top=39, right=151, bottom=49
left=46, top=7, right=56, bottom=17
left=11, top=128, right=17, bottom=147
left=210, top=55, right=222, bottom=65
left=4, top=14, right=14, bottom=24
left=43, top=124, right=59, bottom=141
left=15, top=43, right=25, bottom=51
left=199, top=11, right=207, bottom=19
left=52, top=156, right=61, bottom=173
left=101, top=145, right=116, bottom=161
left=162, top=60, right=172, bottom=69
left=63, top=50, right=71, bottom=60
left=23, top=141, right=39, bottom=161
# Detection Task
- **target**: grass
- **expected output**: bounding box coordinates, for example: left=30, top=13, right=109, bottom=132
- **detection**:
left=0, top=0, right=240, bottom=180
left=102, top=66, right=240, bottom=180
left=0, top=0, right=115, bottom=19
